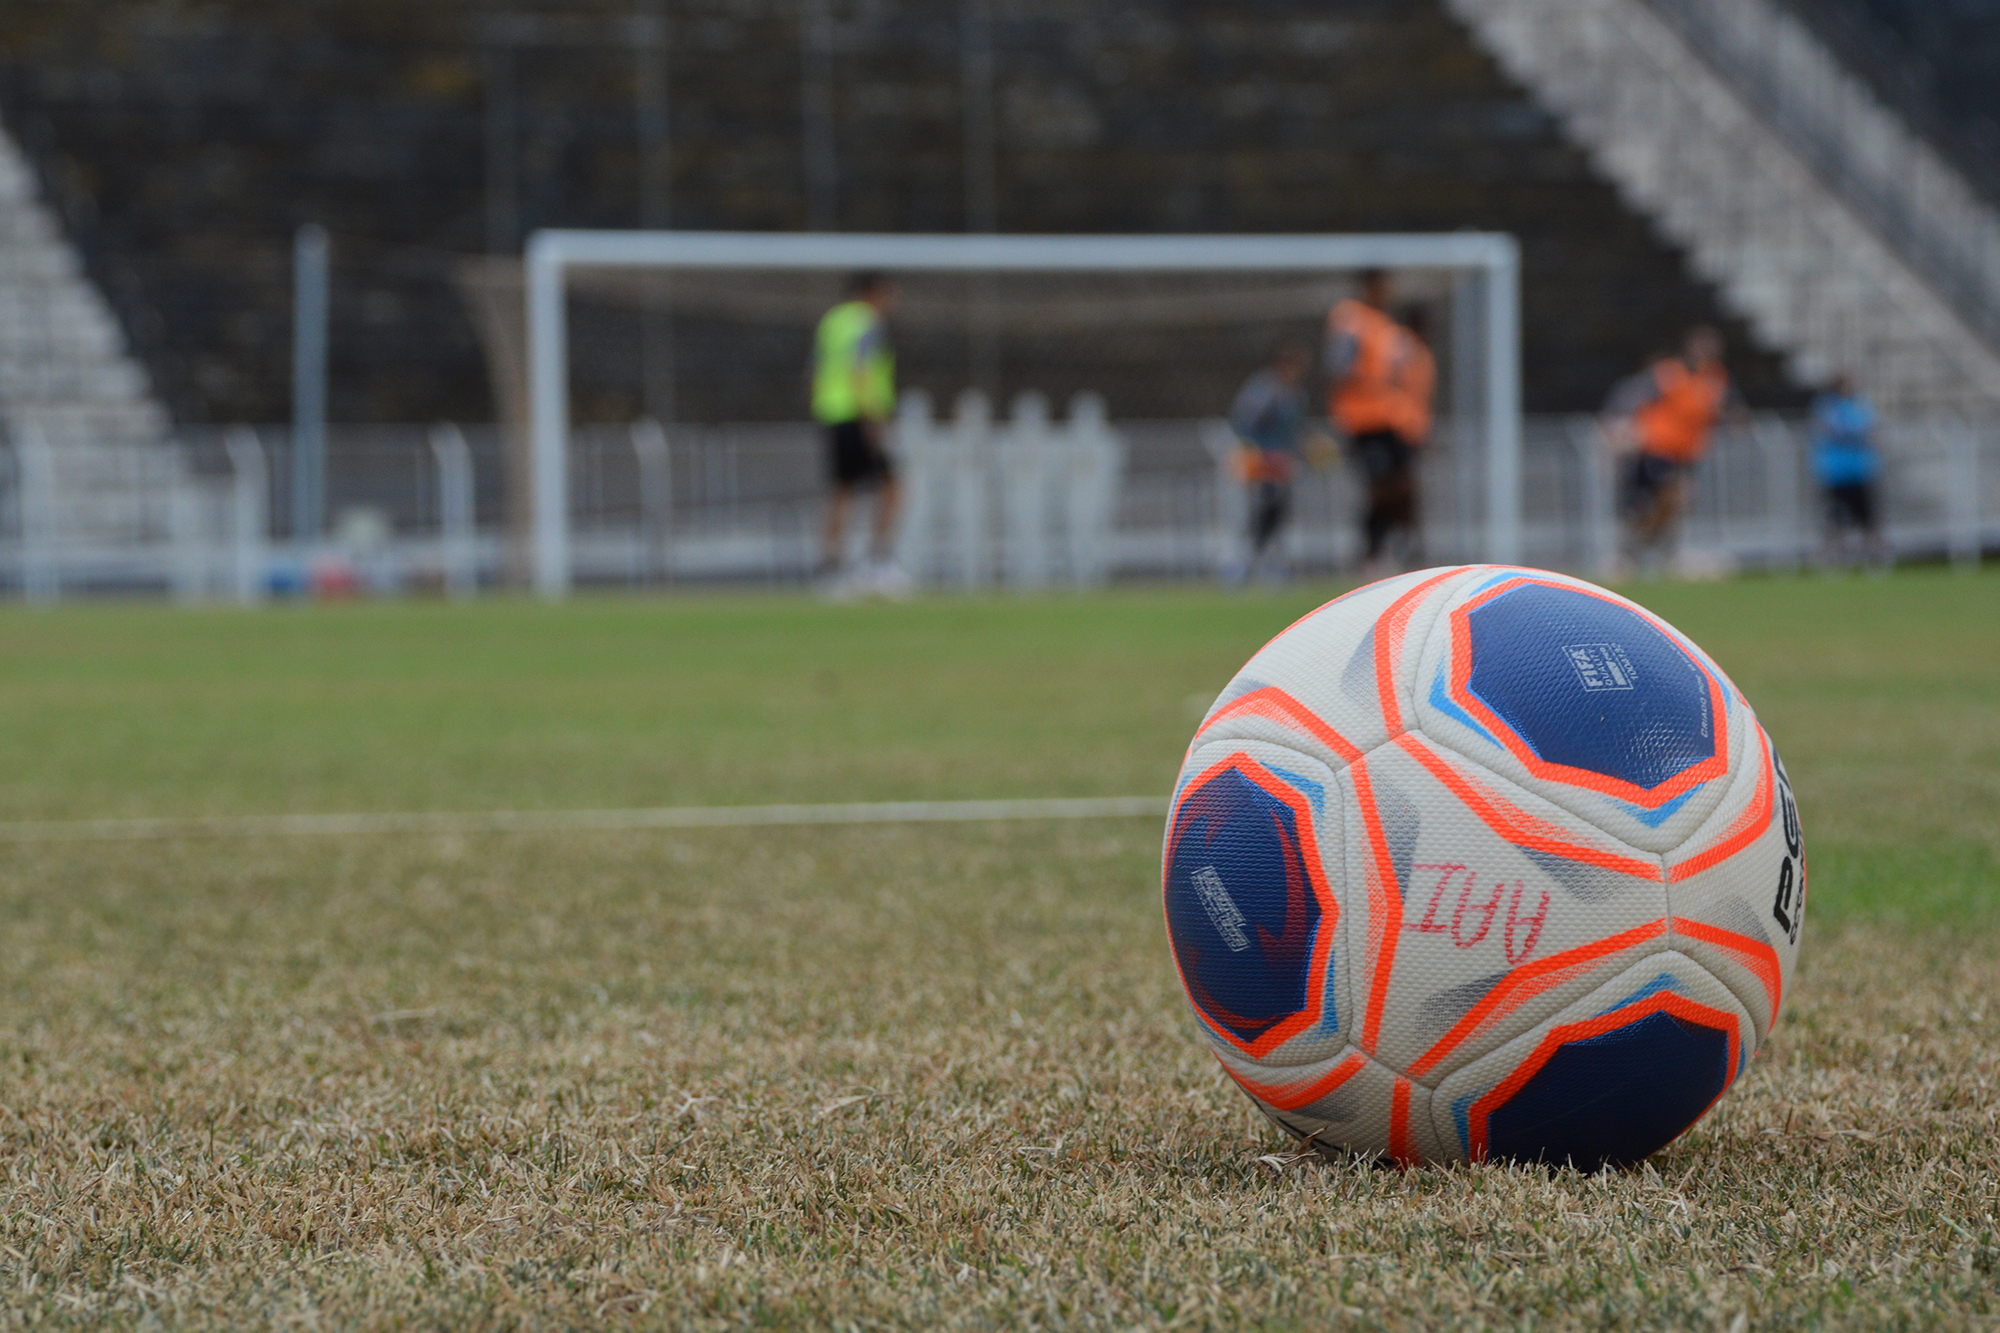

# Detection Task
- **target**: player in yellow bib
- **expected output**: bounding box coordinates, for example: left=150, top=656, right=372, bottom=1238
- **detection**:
left=812, top=271, right=907, bottom=595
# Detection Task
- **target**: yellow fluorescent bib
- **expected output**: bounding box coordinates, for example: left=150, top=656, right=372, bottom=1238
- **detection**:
left=812, top=300, right=895, bottom=424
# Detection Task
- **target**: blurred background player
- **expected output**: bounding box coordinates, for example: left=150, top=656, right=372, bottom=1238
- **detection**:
left=1390, top=303, right=1437, bottom=464
left=1604, top=325, right=1742, bottom=570
left=1811, top=371, right=1889, bottom=571
left=1325, top=272, right=1434, bottom=576
left=1224, top=342, right=1314, bottom=585
left=812, top=271, right=909, bottom=597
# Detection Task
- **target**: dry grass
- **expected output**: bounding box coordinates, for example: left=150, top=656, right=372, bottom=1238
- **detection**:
left=0, top=573, right=1993, bottom=1327
left=1, top=822, right=1996, bottom=1329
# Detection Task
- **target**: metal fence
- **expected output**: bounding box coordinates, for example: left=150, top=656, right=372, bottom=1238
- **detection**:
left=0, top=409, right=1993, bottom=600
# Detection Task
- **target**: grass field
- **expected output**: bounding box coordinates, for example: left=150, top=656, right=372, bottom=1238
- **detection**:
left=0, top=570, right=1994, bottom=1328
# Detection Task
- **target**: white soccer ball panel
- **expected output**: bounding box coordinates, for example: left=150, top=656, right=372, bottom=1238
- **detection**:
left=1192, top=568, right=1477, bottom=777
left=1218, top=1047, right=1430, bottom=1163
left=1664, top=722, right=1804, bottom=1045
left=1336, top=736, right=1669, bottom=1083
left=1210, top=1044, right=1377, bottom=1152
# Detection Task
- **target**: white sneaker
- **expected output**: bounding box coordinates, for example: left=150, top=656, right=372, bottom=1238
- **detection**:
left=867, top=561, right=915, bottom=601
left=818, top=566, right=861, bottom=603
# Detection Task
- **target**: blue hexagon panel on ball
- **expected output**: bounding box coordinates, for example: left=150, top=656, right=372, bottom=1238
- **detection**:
left=1163, top=756, right=1336, bottom=1059
left=1447, top=578, right=1729, bottom=810
left=1471, top=995, right=1737, bottom=1171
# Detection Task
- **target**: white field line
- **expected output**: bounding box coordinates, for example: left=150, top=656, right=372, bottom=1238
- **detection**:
left=0, top=796, right=1171, bottom=843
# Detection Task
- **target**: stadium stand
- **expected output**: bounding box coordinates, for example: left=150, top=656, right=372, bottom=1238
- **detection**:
left=1, top=0, right=1996, bottom=586
left=1451, top=0, right=2000, bottom=414
left=1, top=0, right=1800, bottom=429
left=1778, top=0, right=2000, bottom=211
left=0, top=123, right=176, bottom=587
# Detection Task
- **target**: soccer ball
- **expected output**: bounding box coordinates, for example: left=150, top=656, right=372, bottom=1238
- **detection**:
left=1163, top=567, right=1804, bottom=1169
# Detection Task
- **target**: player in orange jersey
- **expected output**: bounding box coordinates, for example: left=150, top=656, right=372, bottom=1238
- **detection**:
left=1605, top=326, right=1743, bottom=568
left=1325, top=272, right=1435, bottom=575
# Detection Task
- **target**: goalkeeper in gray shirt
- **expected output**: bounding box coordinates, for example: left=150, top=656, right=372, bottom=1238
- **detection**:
left=1226, top=342, right=1317, bottom=583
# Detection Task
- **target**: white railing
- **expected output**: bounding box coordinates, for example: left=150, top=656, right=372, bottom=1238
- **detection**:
left=0, top=414, right=1991, bottom=600
left=427, top=424, right=477, bottom=598
left=893, top=390, right=1123, bottom=589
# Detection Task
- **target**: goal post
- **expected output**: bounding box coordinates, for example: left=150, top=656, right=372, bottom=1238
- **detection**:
left=524, top=229, right=1522, bottom=597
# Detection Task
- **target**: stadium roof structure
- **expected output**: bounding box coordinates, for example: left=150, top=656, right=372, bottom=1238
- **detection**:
left=524, top=230, right=1521, bottom=597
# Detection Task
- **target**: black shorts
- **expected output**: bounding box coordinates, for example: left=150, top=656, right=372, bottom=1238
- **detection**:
left=1623, top=453, right=1686, bottom=514
left=1825, top=481, right=1877, bottom=531
left=826, top=420, right=892, bottom=488
left=1352, top=430, right=1414, bottom=484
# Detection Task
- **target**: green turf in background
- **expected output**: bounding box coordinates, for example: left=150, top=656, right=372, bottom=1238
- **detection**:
left=0, top=593, right=1297, bottom=819
left=0, top=568, right=1991, bottom=921
left=1632, top=571, right=1999, bottom=924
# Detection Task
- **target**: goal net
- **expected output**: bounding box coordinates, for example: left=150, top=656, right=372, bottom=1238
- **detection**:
left=524, top=231, right=1520, bottom=595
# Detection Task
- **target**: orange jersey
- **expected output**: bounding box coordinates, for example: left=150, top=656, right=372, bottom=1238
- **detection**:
left=1327, top=300, right=1403, bottom=438
left=1633, top=358, right=1729, bottom=463
left=1328, top=300, right=1433, bottom=444
left=1386, top=327, right=1435, bottom=446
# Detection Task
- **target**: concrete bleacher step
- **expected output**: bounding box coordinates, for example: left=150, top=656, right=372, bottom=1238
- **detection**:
left=0, top=118, right=181, bottom=551
left=0, top=363, right=152, bottom=402
left=1448, top=0, right=2000, bottom=426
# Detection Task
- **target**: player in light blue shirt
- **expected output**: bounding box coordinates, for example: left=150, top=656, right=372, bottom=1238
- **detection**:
left=1810, top=373, right=1888, bottom=569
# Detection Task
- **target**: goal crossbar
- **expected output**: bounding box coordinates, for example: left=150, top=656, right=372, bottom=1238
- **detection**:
left=525, top=229, right=1522, bottom=596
